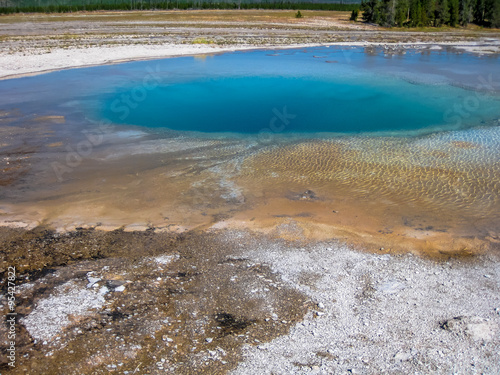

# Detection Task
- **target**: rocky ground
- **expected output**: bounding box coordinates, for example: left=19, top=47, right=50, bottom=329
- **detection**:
left=0, top=227, right=309, bottom=374
left=0, top=227, right=499, bottom=374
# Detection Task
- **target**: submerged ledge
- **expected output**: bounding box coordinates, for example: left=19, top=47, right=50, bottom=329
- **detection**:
left=1, top=123, right=499, bottom=259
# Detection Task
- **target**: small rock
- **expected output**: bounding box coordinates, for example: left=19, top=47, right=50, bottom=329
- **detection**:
left=206, top=338, right=213, bottom=343
left=217, top=347, right=226, bottom=355
left=440, top=316, right=498, bottom=341
left=105, top=280, right=126, bottom=289
left=86, top=277, right=101, bottom=288
left=316, top=311, right=325, bottom=316
left=299, top=190, right=317, bottom=200
left=377, top=280, right=405, bottom=295
left=394, top=350, right=412, bottom=361
left=114, top=285, right=126, bottom=292
left=318, top=302, right=325, bottom=309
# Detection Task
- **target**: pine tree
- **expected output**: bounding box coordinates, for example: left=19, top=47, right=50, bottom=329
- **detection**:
left=449, top=0, right=460, bottom=25
left=426, top=0, right=438, bottom=26
left=421, top=0, right=429, bottom=24
left=361, top=0, right=382, bottom=23
left=486, top=0, right=500, bottom=27
left=395, top=0, right=410, bottom=25
left=474, top=0, right=486, bottom=24
left=350, top=9, right=360, bottom=21
left=410, top=0, right=424, bottom=26
left=436, top=0, right=451, bottom=25
left=380, top=0, right=397, bottom=25
left=459, top=0, right=473, bottom=25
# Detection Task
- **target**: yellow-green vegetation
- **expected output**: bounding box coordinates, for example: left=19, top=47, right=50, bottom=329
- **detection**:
left=191, top=37, right=214, bottom=44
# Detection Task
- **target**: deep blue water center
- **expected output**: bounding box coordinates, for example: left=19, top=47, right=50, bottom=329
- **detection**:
left=96, top=47, right=500, bottom=134
left=1, top=46, right=500, bottom=136
left=103, top=76, right=451, bottom=134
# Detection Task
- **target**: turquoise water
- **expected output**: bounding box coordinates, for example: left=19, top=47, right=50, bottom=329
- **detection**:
left=1, top=46, right=500, bottom=137
left=95, top=47, right=500, bottom=135
left=101, top=76, right=458, bottom=134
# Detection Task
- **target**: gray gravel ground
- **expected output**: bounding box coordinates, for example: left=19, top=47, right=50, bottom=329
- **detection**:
left=225, top=232, right=500, bottom=375
left=1, top=227, right=499, bottom=373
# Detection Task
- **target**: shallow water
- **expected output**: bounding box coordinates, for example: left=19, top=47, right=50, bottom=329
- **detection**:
left=0, top=46, right=499, bottom=256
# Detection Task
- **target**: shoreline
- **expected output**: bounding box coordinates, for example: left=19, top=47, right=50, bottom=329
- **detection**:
left=0, top=43, right=316, bottom=81
left=1, top=40, right=500, bottom=81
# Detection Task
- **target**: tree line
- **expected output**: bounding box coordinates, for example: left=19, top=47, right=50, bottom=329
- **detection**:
left=360, top=0, right=500, bottom=27
left=0, top=0, right=359, bottom=14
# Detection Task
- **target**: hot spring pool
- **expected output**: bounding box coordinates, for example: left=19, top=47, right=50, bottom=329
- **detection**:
left=1, top=46, right=499, bottom=254
left=2, top=46, right=500, bottom=137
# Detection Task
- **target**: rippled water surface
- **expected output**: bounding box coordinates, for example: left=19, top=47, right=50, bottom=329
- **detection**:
left=1, top=46, right=499, bottom=255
